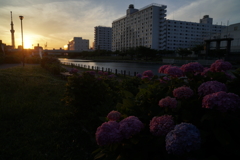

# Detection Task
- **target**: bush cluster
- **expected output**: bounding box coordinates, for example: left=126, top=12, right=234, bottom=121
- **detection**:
left=63, top=59, right=240, bottom=160
left=40, top=56, right=62, bottom=74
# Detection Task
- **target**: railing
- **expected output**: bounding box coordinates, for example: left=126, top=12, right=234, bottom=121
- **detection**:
left=61, top=62, right=141, bottom=76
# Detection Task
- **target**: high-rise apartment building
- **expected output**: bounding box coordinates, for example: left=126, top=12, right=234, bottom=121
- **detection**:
left=94, top=26, right=112, bottom=51
left=166, top=15, right=225, bottom=50
left=68, top=37, right=89, bottom=51
left=112, top=4, right=226, bottom=51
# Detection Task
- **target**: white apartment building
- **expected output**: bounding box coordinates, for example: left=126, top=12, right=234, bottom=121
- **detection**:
left=94, top=26, right=112, bottom=51
left=209, top=23, right=240, bottom=52
left=166, top=15, right=225, bottom=50
left=68, top=37, right=89, bottom=51
left=112, top=4, right=226, bottom=51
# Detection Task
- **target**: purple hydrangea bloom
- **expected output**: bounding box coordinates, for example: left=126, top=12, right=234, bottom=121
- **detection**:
left=142, top=70, right=154, bottom=78
left=159, top=65, right=171, bottom=73
left=159, top=96, right=178, bottom=109
left=173, top=86, right=194, bottom=99
left=180, top=62, right=204, bottom=73
left=165, top=123, right=201, bottom=155
left=202, top=91, right=240, bottom=112
left=108, top=74, right=117, bottom=78
left=69, top=68, right=78, bottom=74
left=149, top=115, right=175, bottom=136
left=119, top=116, right=144, bottom=139
left=160, top=76, right=171, bottom=83
left=136, top=73, right=142, bottom=78
left=164, top=66, right=184, bottom=77
left=107, top=110, right=121, bottom=121
left=96, top=121, right=123, bottom=146
left=210, top=59, right=232, bottom=72
left=198, top=81, right=227, bottom=97
left=85, top=71, right=96, bottom=75
left=201, top=67, right=211, bottom=76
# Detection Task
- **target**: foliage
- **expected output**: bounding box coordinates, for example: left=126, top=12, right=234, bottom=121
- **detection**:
left=0, top=66, right=96, bottom=160
left=91, top=60, right=240, bottom=160
left=25, top=56, right=41, bottom=64
left=40, top=56, right=62, bottom=74
left=177, top=48, right=192, bottom=58
left=62, top=72, right=122, bottom=132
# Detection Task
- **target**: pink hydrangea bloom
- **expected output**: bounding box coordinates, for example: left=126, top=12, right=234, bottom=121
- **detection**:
left=141, top=76, right=151, bottom=80
left=198, top=81, right=227, bottom=97
left=180, top=62, right=204, bottom=73
left=142, top=70, right=154, bottom=78
left=173, top=86, right=194, bottom=99
left=159, top=96, right=177, bottom=109
left=149, top=115, right=175, bottom=136
left=119, top=116, right=144, bottom=139
left=107, top=110, right=121, bottom=121
left=159, top=65, right=171, bottom=73
left=164, top=66, right=184, bottom=77
left=108, top=74, right=117, bottom=78
left=95, top=121, right=123, bottom=146
left=210, top=59, right=232, bottom=72
left=202, top=91, right=240, bottom=112
left=201, top=67, right=211, bottom=76
left=136, top=73, right=142, bottom=78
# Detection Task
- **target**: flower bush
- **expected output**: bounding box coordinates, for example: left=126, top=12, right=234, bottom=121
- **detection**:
left=142, top=70, right=154, bottom=78
left=63, top=59, right=240, bottom=160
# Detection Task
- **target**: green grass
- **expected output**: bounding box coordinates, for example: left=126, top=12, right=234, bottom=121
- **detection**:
left=0, top=66, right=96, bottom=160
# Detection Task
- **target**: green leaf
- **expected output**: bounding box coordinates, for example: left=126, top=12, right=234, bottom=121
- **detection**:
left=213, top=128, right=232, bottom=146
left=122, top=90, right=134, bottom=98
left=99, top=116, right=107, bottom=122
left=94, top=151, right=105, bottom=160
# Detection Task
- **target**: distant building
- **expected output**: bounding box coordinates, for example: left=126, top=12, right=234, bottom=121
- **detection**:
left=112, top=4, right=226, bottom=51
left=94, top=26, right=112, bottom=51
left=166, top=15, right=226, bottom=50
left=209, top=23, right=240, bottom=52
left=68, top=37, right=89, bottom=51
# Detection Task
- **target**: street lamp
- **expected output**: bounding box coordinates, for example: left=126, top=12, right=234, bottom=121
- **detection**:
left=19, top=15, right=24, bottom=66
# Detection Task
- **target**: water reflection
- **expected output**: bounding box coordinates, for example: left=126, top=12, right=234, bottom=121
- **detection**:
left=59, top=58, right=164, bottom=76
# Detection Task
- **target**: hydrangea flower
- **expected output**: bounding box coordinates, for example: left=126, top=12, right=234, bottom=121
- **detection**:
left=85, top=71, right=96, bottom=75
left=180, top=62, right=204, bottom=73
left=107, top=110, right=121, bottom=121
left=159, top=65, right=171, bottom=73
left=159, top=96, right=177, bottom=109
left=160, top=76, right=171, bottom=83
left=202, top=91, right=240, bottom=112
left=166, top=123, right=201, bottom=155
left=198, top=81, right=227, bottom=97
left=164, top=66, right=184, bottom=77
left=96, top=121, right=123, bottom=146
left=173, top=86, right=194, bottom=99
left=142, top=70, right=154, bottom=78
left=119, top=116, right=144, bottom=139
left=69, top=68, right=78, bottom=74
left=210, top=59, right=232, bottom=72
left=136, top=73, right=142, bottom=78
left=141, top=76, right=151, bottom=80
left=149, top=115, right=175, bottom=136
left=201, top=67, right=211, bottom=76
left=108, top=74, right=117, bottom=78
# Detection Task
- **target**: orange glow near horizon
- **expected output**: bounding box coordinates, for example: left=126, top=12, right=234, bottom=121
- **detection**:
left=24, top=39, right=33, bottom=49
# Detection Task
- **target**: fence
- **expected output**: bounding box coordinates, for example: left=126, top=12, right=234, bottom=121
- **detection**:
left=61, top=62, right=140, bottom=77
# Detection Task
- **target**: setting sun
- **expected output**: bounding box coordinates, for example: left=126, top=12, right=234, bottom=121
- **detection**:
left=24, top=39, right=33, bottom=49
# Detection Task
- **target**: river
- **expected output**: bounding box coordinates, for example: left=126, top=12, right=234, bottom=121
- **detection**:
left=58, top=58, right=165, bottom=76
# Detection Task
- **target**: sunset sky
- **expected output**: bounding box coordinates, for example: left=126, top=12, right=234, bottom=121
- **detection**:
left=0, top=0, right=239, bottom=49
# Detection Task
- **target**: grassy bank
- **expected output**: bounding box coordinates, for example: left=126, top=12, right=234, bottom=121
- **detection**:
left=0, top=66, right=96, bottom=160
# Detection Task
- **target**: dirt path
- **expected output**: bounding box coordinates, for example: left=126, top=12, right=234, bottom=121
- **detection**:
left=0, top=63, right=40, bottom=69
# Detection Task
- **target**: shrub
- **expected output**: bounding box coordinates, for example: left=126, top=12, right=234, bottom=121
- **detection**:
left=40, top=56, right=61, bottom=74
